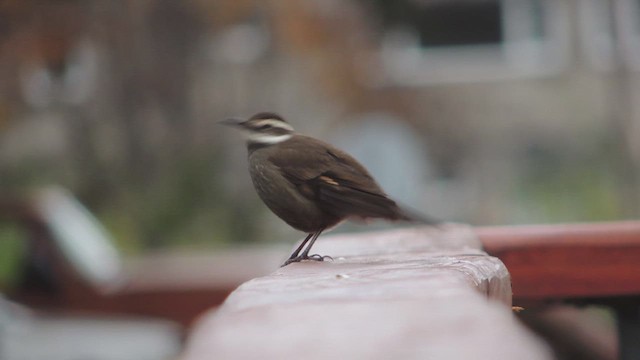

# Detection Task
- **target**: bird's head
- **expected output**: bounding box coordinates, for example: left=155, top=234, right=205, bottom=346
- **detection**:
left=220, top=112, right=295, bottom=145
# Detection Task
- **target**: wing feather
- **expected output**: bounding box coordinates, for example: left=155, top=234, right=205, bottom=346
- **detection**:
left=269, top=136, right=410, bottom=220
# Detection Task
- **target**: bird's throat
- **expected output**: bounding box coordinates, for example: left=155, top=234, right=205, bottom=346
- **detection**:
left=247, top=133, right=293, bottom=145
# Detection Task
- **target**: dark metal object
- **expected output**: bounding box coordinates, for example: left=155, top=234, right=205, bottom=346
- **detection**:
left=614, top=300, right=640, bottom=360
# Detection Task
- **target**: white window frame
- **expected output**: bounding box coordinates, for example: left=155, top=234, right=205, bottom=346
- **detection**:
left=377, top=0, right=570, bottom=85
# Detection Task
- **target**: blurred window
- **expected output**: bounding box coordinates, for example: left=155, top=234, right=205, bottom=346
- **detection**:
left=371, top=0, right=569, bottom=84
left=580, top=0, right=640, bottom=71
left=616, top=0, right=640, bottom=70
left=578, top=0, right=615, bottom=71
left=403, top=1, right=504, bottom=48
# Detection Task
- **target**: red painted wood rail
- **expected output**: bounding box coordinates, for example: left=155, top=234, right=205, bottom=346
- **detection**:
left=478, top=221, right=640, bottom=360
left=477, top=221, right=640, bottom=303
left=182, top=224, right=553, bottom=360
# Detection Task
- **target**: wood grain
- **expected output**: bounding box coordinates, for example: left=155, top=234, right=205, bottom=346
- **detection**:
left=183, top=224, right=552, bottom=360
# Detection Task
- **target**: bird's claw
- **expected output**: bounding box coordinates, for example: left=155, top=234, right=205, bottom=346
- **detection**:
left=281, top=254, right=333, bottom=267
left=306, top=254, right=333, bottom=262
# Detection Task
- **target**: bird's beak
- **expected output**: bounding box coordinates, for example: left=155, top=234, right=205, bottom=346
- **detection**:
left=218, top=117, right=244, bottom=127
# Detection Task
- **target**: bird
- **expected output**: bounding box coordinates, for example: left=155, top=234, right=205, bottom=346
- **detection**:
left=221, top=112, right=438, bottom=266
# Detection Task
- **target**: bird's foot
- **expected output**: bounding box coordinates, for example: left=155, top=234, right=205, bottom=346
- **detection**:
left=281, top=254, right=334, bottom=267
left=307, top=254, right=334, bottom=262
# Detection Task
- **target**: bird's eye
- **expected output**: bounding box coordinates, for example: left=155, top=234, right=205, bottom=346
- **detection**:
left=258, top=124, right=272, bottom=130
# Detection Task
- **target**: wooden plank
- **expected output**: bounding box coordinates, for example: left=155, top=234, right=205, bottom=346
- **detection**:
left=183, top=224, right=552, bottom=360
left=477, top=221, right=640, bottom=302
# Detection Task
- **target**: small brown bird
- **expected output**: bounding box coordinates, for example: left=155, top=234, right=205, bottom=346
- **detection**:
left=222, top=112, right=437, bottom=266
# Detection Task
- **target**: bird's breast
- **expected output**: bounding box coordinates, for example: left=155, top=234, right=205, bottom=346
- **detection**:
left=248, top=150, right=340, bottom=232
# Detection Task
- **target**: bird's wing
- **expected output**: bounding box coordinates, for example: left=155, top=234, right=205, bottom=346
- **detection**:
left=269, top=136, right=409, bottom=220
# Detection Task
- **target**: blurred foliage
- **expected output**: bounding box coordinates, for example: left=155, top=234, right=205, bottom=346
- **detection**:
left=513, top=137, right=623, bottom=223
left=0, top=0, right=271, bottom=254
left=0, top=222, right=26, bottom=289
left=98, top=153, right=264, bottom=253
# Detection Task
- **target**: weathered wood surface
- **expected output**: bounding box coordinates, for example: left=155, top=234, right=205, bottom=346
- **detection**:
left=182, top=224, right=552, bottom=360
left=478, top=221, right=640, bottom=302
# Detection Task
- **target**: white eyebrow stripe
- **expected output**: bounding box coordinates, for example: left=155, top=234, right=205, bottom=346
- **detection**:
left=248, top=133, right=293, bottom=144
left=253, top=119, right=294, bottom=131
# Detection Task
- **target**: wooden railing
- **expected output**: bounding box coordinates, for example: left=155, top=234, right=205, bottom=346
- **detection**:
left=182, top=224, right=552, bottom=359
left=182, top=221, right=640, bottom=360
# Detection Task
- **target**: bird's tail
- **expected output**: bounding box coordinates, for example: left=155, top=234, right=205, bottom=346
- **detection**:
left=316, top=180, right=442, bottom=225
left=393, top=204, right=442, bottom=226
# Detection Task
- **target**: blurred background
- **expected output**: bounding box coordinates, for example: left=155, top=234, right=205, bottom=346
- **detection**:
left=0, top=0, right=639, bottom=358
left=2, top=0, right=640, bottom=252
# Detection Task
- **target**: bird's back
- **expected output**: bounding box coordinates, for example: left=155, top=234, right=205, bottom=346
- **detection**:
left=253, top=135, right=415, bottom=224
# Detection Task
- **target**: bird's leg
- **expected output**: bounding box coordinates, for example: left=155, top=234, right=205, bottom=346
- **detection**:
left=300, top=230, right=331, bottom=261
left=287, top=233, right=314, bottom=260
left=281, top=230, right=330, bottom=266
left=281, top=233, right=314, bottom=267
